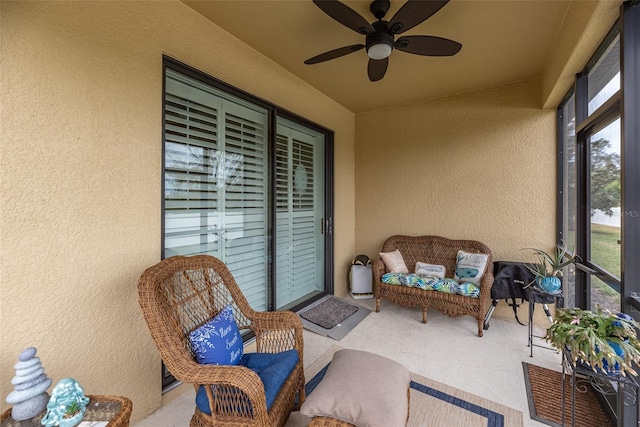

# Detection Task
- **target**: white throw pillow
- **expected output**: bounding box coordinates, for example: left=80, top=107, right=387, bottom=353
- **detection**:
left=415, top=262, right=446, bottom=278
left=379, top=249, right=409, bottom=273
left=454, top=250, right=489, bottom=285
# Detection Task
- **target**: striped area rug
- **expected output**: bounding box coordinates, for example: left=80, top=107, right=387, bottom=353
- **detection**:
left=286, top=345, right=523, bottom=427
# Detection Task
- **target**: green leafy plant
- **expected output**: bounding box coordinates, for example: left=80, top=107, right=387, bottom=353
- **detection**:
left=545, top=306, right=640, bottom=376
left=522, top=241, right=579, bottom=281
left=64, top=401, right=81, bottom=418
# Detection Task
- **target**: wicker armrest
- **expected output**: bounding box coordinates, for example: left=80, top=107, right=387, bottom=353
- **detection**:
left=192, top=364, right=269, bottom=421
left=372, top=259, right=386, bottom=294
left=251, top=310, right=304, bottom=354
left=163, top=356, right=260, bottom=393
left=478, top=265, right=494, bottom=296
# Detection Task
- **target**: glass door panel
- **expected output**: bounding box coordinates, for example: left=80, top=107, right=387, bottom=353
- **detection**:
left=589, top=118, right=621, bottom=276
left=588, top=118, right=621, bottom=307
left=587, top=35, right=620, bottom=115
left=562, top=93, right=577, bottom=251
left=164, top=69, right=269, bottom=311
left=275, top=118, right=325, bottom=309
left=590, top=276, right=620, bottom=313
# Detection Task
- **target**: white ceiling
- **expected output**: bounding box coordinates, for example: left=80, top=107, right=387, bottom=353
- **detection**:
left=183, top=0, right=572, bottom=112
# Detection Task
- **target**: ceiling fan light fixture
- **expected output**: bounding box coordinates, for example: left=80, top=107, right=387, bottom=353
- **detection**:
left=366, top=29, right=394, bottom=60
left=367, top=42, right=393, bottom=60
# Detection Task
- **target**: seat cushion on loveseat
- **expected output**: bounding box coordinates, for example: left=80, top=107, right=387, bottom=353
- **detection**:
left=195, top=349, right=299, bottom=414
left=381, top=273, right=480, bottom=297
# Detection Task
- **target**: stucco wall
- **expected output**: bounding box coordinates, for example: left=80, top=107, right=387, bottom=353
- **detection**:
left=542, top=0, right=622, bottom=108
left=0, top=1, right=355, bottom=421
left=354, top=78, right=556, bottom=318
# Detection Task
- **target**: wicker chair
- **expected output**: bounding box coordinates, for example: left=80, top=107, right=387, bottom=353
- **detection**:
left=373, top=235, right=494, bottom=337
left=138, top=255, right=305, bottom=427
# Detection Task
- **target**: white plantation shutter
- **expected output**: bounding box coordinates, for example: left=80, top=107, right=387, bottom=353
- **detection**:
left=221, top=106, right=268, bottom=309
left=164, top=69, right=268, bottom=311
left=275, top=120, right=325, bottom=308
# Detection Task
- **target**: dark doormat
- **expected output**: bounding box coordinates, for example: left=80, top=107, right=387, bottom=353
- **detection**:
left=522, top=362, right=612, bottom=427
left=299, top=296, right=359, bottom=329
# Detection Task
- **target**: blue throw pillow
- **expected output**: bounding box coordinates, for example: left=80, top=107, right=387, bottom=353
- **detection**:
left=188, top=305, right=243, bottom=365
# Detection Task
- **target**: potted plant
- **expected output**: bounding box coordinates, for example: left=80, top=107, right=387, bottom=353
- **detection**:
left=522, top=241, right=578, bottom=293
left=60, top=401, right=84, bottom=427
left=545, top=306, right=640, bottom=376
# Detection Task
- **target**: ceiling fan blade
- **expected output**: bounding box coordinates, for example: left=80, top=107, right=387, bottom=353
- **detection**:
left=389, top=0, right=449, bottom=34
left=368, top=58, right=388, bottom=82
left=395, top=35, right=461, bottom=56
left=304, top=44, right=365, bottom=65
left=313, top=0, right=374, bottom=34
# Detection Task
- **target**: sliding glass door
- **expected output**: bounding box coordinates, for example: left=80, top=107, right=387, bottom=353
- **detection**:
left=275, top=118, right=326, bottom=309
left=162, top=60, right=333, bottom=319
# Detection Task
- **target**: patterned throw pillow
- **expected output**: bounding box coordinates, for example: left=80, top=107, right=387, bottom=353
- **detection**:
left=454, top=250, right=489, bottom=285
left=379, top=249, right=409, bottom=273
left=188, top=305, right=243, bottom=365
left=415, top=262, right=446, bottom=278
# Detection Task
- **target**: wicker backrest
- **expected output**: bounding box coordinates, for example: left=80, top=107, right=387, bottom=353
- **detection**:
left=138, top=255, right=255, bottom=372
left=381, top=235, right=492, bottom=277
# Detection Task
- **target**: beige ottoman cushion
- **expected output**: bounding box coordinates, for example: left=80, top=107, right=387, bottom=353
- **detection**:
left=300, top=349, right=410, bottom=427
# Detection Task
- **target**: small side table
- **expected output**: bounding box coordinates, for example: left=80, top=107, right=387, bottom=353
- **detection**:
left=0, top=395, right=132, bottom=427
left=528, top=286, right=563, bottom=357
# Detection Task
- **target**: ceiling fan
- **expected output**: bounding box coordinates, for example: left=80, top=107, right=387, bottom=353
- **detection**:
left=304, top=0, right=462, bottom=82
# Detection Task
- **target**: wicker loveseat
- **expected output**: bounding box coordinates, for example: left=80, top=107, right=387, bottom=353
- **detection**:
left=373, top=235, right=494, bottom=337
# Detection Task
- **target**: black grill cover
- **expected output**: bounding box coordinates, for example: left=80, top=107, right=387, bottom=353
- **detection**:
left=492, top=261, right=555, bottom=303
left=492, top=261, right=534, bottom=301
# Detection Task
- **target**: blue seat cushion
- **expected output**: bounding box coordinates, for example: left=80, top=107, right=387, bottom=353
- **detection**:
left=196, top=349, right=299, bottom=415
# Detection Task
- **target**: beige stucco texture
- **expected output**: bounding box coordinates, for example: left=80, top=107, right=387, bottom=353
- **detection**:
left=355, top=78, right=556, bottom=262
left=1, top=1, right=354, bottom=422
left=1, top=0, right=618, bottom=423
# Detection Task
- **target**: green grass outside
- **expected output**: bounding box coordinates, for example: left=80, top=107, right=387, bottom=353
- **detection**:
left=566, top=224, right=621, bottom=299
left=590, top=223, right=621, bottom=278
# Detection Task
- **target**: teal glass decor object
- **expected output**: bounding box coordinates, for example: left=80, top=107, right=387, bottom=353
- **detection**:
left=41, top=378, right=89, bottom=427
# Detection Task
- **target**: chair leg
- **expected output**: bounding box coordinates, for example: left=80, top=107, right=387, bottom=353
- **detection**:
left=296, top=383, right=306, bottom=409
left=375, top=298, right=381, bottom=313
left=421, top=307, right=427, bottom=324
left=477, top=318, right=484, bottom=337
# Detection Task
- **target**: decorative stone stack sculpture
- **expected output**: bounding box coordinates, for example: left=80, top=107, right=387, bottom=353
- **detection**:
left=5, top=347, right=52, bottom=421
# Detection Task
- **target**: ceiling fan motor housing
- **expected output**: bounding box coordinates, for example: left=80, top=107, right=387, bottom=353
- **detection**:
left=366, top=21, right=394, bottom=58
